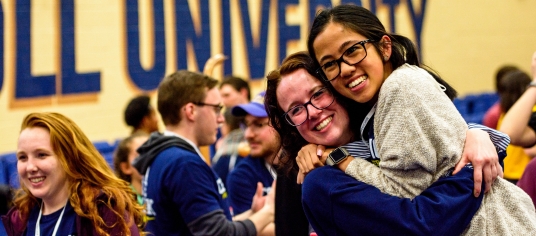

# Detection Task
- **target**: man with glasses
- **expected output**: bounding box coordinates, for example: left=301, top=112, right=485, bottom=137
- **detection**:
left=226, top=92, right=278, bottom=224
left=133, top=70, right=274, bottom=236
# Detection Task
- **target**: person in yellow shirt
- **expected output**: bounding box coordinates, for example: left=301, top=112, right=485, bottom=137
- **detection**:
left=496, top=69, right=533, bottom=183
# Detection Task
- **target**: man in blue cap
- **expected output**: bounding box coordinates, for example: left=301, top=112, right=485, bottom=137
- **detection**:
left=226, top=91, right=278, bottom=234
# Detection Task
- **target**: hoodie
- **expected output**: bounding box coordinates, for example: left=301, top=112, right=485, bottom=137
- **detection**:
left=133, top=132, right=196, bottom=175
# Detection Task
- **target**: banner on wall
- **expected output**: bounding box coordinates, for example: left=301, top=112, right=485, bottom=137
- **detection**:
left=1, top=0, right=427, bottom=103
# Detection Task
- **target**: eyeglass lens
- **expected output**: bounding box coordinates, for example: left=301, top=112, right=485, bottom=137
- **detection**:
left=320, top=40, right=369, bottom=81
left=284, top=88, right=334, bottom=126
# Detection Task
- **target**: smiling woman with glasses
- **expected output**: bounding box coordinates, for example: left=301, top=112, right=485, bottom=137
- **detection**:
left=264, top=50, right=521, bottom=236
left=298, top=3, right=536, bottom=235
left=316, top=39, right=374, bottom=82
left=282, top=87, right=335, bottom=126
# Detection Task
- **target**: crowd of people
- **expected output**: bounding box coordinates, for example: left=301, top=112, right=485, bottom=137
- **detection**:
left=2, top=4, right=536, bottom=236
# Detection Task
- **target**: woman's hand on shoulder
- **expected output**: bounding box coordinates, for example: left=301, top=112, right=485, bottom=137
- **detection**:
left=453, top=129, right=502, bottom=197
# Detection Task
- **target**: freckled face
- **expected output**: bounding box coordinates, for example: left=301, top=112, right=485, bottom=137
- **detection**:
left=276, top=68, right=353, bottom=146
left=313, top=22, right=390, bottom=104
left=17, top=127, right=69, bottom=204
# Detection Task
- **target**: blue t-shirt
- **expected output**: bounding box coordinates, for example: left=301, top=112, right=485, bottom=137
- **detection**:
left=302, top=166, right=484, bottom=236
left=143, top=147, right=231, bottom=235
left=212, top=154, right=245, bottom=186
left=25, top=202, right=76, bottom=236
left=226, top=156, right=274, bottom=215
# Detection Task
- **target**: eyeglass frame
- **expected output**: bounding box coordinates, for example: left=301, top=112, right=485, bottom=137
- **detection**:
left=281, top=87, right=335, bottom=127
left=316, top=39, right=375, bottom=82
left=193, top=102, right=224, bottom=115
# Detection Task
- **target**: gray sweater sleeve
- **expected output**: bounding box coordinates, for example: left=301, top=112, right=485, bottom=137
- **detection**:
left=345, top=64, right=467, bottom=198
left=187, top=209, right=256, bottom=236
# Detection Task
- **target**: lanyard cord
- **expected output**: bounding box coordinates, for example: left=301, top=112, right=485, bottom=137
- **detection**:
left=35, top=201, right=68, bottom=236
left=265, top=161, right=277, bottom=180
left=360, top=103, right=377, bottom=143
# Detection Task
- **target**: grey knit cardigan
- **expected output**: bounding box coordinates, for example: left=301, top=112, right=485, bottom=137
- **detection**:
left=345, top=64, right=536, bottom=235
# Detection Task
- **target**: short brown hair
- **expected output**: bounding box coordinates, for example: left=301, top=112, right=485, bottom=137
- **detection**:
left=220, top=75, right=251, bottom=101
left=157, top=70, right=218, bottom=125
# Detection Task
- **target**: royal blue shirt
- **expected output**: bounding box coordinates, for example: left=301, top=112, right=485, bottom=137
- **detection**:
left=226, top=156, right=274, bottom=215
left=302, top=166, right=484, bottom=236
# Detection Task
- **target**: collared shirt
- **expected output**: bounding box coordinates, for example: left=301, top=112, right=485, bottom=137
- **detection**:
left=342, top=122, right=510, bottom=168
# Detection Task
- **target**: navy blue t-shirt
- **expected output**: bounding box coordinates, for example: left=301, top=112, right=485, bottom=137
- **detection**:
left=25, top=202, right=76, bottom=236
left=226, top=156, right=274, bottom=215
left=212, top=154, right=245, bottom=186
left=143, top=147, right=231, bottom=235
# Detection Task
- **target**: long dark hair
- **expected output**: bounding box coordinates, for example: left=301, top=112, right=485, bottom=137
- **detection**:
left=307, top=4, right=457, bottom=100
left=265, top=51, right=366, bottom=174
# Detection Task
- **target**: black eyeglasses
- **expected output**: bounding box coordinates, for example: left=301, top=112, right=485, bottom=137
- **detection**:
left=282, top=87, right=335, bottom=126
left=194, top=102, right=223, bottom=115
left=316, top=39, right=374, bottom=81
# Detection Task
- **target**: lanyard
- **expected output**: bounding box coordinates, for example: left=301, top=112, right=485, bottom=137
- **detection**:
left=35, top=201, right=67, bottom=236
left=360, top=103, right=377, bottom=142
left=264, top=161, right=277, bottom=180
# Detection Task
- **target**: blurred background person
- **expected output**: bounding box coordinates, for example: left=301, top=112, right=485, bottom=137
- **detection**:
left=496, top=69, right=533, bottom=184
left=212, top=109, right=247, bottom=185
left=226, top=91, right=278, bottom=216
left=0, top=184, right=12, bottom=216
left=0, top=184, right=13, bottom=234
left=124, top=95, right=159, bottom=135
left=113, top=132, right=149, bottom=205
left=219, top=76, right=251, bottom=109
left=211, top=76, right=252, bottom=162
left=500, top=51, right=536, bottom=206
left=483, top=65, right=519, bottom=129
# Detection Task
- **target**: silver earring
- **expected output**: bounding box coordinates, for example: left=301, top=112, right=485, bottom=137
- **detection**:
left=384, top=56, right=389, bottom=61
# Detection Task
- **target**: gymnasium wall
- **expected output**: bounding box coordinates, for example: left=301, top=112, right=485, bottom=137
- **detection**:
left=1, top=0, right=536, bottom=154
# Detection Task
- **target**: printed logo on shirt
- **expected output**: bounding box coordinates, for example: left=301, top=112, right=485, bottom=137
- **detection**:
left=144, top=198, right=156, bottom=221
left=141, top=168, right=156, bottom=221
left=217, top=178, right=228, bottom=199
left=370, top=159, right=380, bottom=167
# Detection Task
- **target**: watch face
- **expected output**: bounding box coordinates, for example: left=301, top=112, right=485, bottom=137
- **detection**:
left=330, top=148, right=347, bottom=162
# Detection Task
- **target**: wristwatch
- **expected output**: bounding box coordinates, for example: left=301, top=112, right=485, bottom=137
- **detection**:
left=326, top=147, right=350, bottom=166
left=528, top=81, right=536, bottom=89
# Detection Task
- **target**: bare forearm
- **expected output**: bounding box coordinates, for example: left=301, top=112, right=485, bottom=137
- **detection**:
left=258, top=223, right=275, bottom=236
left=233, top=209, right=252, bottom=221
left=500, top=87, right=536, bottom=146
left=248, top=207, right=274, bottom=235
left=338, top=155, right=354, bottom=172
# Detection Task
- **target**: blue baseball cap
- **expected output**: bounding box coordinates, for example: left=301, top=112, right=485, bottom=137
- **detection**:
left=231, top=91, right=267, bottom=117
